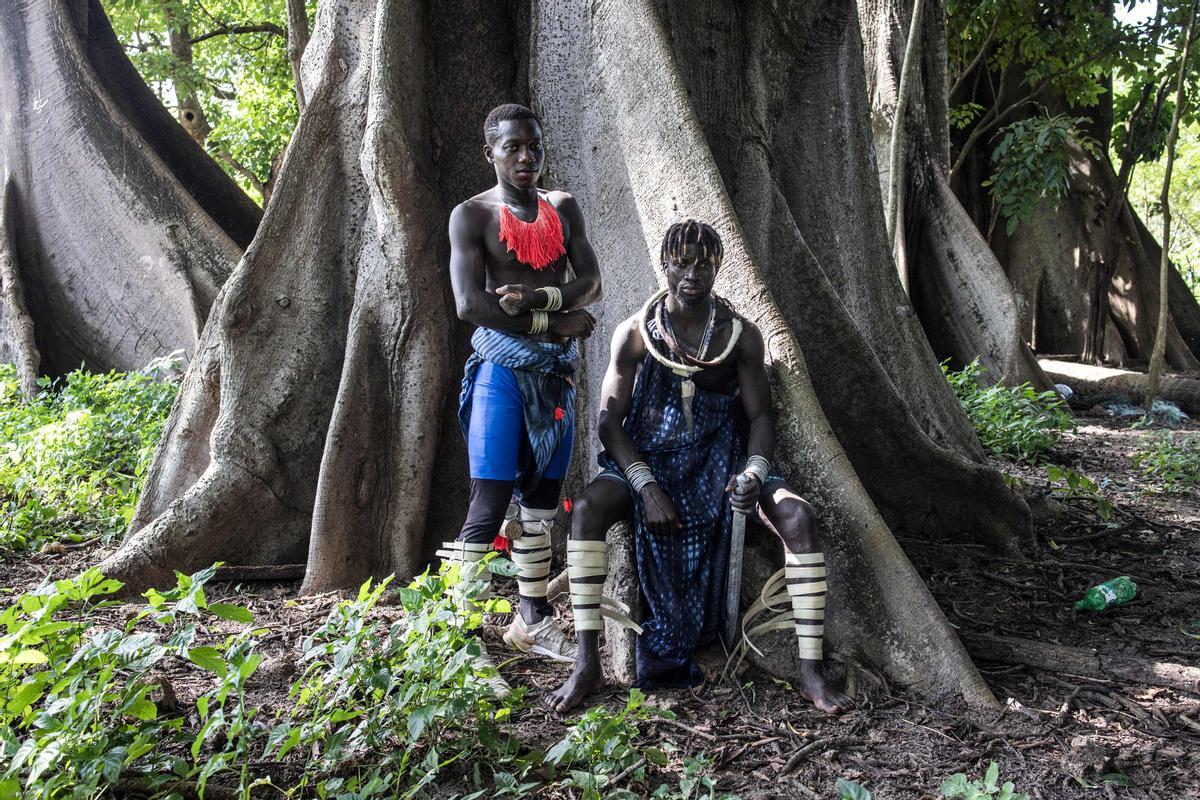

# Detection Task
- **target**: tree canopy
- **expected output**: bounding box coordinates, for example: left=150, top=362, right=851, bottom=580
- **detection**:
left=102, top=0, right=314, bottom=203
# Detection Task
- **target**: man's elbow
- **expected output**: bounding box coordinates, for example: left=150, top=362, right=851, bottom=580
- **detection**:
left=455, top=297, right=484, bottom=324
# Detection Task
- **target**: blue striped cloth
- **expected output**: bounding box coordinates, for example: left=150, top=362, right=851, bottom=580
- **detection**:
left=599, top=315, right=740, bottom=688
left=458, top=327, right=578, bottom=483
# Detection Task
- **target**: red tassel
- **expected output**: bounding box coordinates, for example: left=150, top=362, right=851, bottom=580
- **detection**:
left=554, top=406, right=564, bottom=421
left=563, top=497, right=573, bottom=513
left=498, top=198, right=566, bottom=270
left=493, top=534, right=511, bottom=554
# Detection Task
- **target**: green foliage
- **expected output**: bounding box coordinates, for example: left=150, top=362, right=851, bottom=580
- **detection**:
left=1126, top=122, right=1200, bottom=299
left=1046, top=465, right=1113, bottom=522
left=1111, top=89, right=1175, bottom=164
left=547, top=687, right=664, bottom=799
left=941, top=761, right=1030, bottom=800
left=943, top=359, right=1073, bottom=462
left=0, top=559, right=734, bottom=798
left=267, top=561, right=528, bottom=797
left=0, top=359, right=180, bottom=553
left=102, top=0, right=315, bottom=203
left=1133, top=431, right=1200, bottom=492
left=0, top=565, right=258, bottom=798
left=947, top=0, right=1122, bottom=111
left=984, top=113, right=1099, bottom=234
left=949, top=102, right=986, bottom=129
left=838, top=778, right=873, bottom=799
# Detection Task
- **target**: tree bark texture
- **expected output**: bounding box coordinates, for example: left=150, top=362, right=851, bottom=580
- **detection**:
left=0, top=0, right=261, bottom=375
left=952, top=69, right=1200, bottom=373
left=858, top=0, right=1052, bottom=390
left=98, top=0, right=1039, bottom=705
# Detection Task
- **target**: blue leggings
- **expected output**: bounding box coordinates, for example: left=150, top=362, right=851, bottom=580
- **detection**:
left=466, top=362, right=573, bottom=481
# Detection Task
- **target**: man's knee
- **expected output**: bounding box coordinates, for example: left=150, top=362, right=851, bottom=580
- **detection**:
left=570, top=482, right=625, bottom=541
left=775, top=496, right=820, bottom=552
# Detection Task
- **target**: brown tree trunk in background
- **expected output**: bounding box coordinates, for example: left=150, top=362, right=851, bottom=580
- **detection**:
left=0, top=0, right=260, bottom=375
left=952, top=55, right=1200, bottom=373
left=859, top=0, right=1051, bottom=390
left=162, top=4, right=211, bottom=144
left=286, top=0, right=309, bottom=113
left=1145, top=0, right=1198, bottom=408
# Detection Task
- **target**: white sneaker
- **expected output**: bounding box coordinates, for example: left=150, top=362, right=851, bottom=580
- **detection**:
left=503, top=613, right=578, bottom=663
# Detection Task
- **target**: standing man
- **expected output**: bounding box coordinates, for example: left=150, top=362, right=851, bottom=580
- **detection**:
left=442, top=104, right=602, bottom=692
left=544, top=220, right=852, bottom=714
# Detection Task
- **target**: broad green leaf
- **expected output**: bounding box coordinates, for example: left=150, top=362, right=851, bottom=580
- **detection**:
left=187, top=646, right=227, bottom=677
left=208, top=603, right=253, bottom=623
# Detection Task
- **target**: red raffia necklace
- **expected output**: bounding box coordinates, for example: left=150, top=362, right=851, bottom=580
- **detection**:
left=498, top=197, right=566, bottom=270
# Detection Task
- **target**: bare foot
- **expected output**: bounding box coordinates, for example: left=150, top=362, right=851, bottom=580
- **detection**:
left=544, top=664, right=601, bottom=714
left=797, top=661, right=854, bottom=714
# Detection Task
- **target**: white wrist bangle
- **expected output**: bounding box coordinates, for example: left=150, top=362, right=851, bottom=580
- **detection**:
left=744, top=455, right=770, bottom=485
left=624, top=461, right=658, bottom=493
left=537, top=286, right=563, bottom=312
left=529, top=310, right=549, bottom=335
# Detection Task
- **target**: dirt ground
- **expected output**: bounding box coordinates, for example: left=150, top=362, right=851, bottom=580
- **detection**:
left=3, top=412, right=1198, bottom=799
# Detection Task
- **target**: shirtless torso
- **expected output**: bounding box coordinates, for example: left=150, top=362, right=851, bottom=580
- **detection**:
left=448, top=116, right=600, bottom=342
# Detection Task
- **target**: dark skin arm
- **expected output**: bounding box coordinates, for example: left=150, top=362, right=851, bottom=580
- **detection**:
left=726, top=324, right=775, bottom=512
left=448, top=202, right=595, bottom=338
left=597, top=317, right=682, bottom=536
left=496, top=195, right=603, bottom=314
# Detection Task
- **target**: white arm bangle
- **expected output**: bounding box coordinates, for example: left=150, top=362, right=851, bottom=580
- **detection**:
left=537, top=286, right=563, bottom=312
left=623, top=461, right=658, bottom=493
left=744, top=455, right=770, bottom=485
left=529, top=310, right=549, bottom=335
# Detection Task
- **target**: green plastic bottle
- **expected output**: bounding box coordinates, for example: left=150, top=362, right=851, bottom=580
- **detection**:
left=1074, top=576, right=1137, bottom=611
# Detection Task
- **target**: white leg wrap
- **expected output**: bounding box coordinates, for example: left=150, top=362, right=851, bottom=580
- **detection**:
left=511, top=506, right=554, bottom=598
left=785, top=551, right=826, bottom=661
left=725, top=550, right=827, bottom=675
left=567, top=540, right=642, bottom=634
left=435, top=540, right=492, bottom=607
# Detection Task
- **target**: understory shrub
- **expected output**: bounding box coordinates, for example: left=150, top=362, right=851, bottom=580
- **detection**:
left=943, top=359, right=1073, bottom=462
left=0, top=565, right=259, bottom=799
left=1134, top=432, right=1200, bottom=493
left=0, top=358, right=180, bottom=553
left=0, top=559, right=732, bottom=799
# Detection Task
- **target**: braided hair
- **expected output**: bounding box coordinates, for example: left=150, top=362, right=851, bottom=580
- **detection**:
left=654, top=220, right=738, bottom=367
left=659, top=219, right=724, bottom=272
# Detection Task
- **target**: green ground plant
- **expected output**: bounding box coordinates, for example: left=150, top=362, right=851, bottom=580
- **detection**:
left=0, top=359, right=180, bottom=553
left=943, top=359, right=1074, bottom=463
left=0, top=556, right=731, bottom=798
left=836, top=762, right=1030, bottom=800
left=1133, top=431, right=1200, bottom=492
left=1046, top=465, right=1114, bottom=522
left=941, top=761, right=1030, bottom=800
left=0, top=565, right=258, bottom=798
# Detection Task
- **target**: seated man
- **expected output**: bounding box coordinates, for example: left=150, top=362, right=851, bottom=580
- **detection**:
left=545, top=220, right=852, bottom=714
left=441, top=103, right=601, bottom=694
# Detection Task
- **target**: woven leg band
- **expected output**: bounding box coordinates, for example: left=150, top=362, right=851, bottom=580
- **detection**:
left=723, top=550, right=826, bottom=677
left=785, top=551, right=826, bottom=661
left=511, top=507, right=554, bottom=598
left=436, top=540, right=493, bottom=610
left=567, top=540, right=643, bottom=634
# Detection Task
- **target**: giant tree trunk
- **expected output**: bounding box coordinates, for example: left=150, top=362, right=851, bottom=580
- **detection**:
left=952, top=67, right=1200, bottom=372
left=858, top=0, right=1052, bottom=389
left=0, top=0, right=260, bottom=376
left=98, top=0, right=1035, bottom=707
